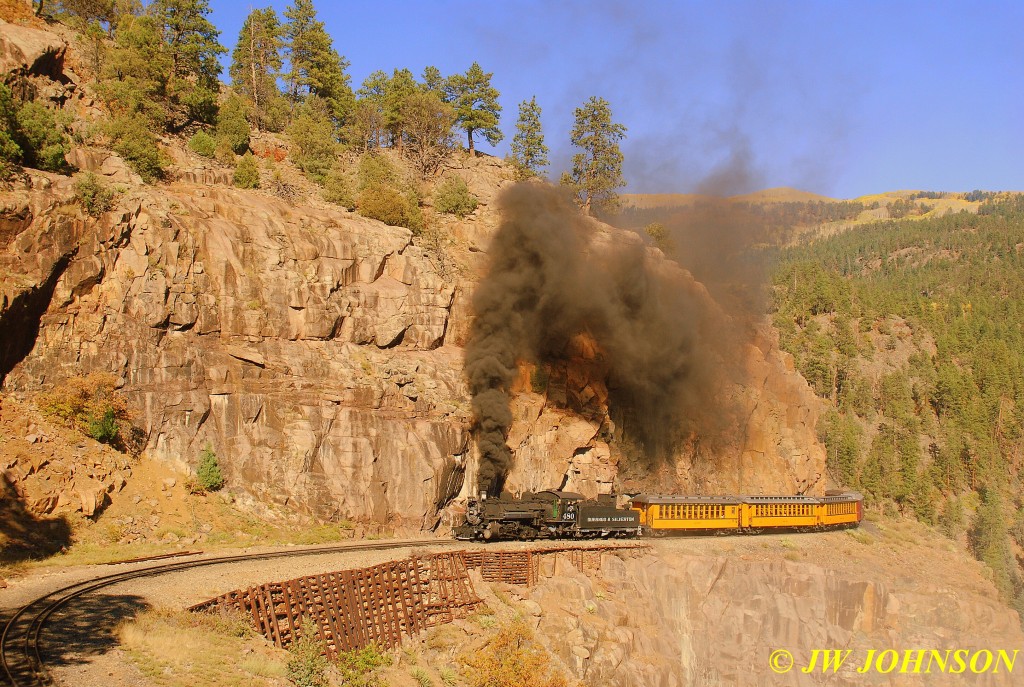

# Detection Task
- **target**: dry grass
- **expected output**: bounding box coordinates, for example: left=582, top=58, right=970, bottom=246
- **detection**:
left=119, top=607, right=287, bottom=687
left=846, top=529, right=874, bottom=546
left=459, top=619, right=570, bottom=687
left=424, top=624, right=469, bottom=652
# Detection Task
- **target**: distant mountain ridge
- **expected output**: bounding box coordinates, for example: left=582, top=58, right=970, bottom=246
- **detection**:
left=622, top=187, right=839, bottom=208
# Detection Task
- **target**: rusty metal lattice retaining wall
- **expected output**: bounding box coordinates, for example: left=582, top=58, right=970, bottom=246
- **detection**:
left=189, top=544, right=647, bottom=657
left=463, top=550, right=538, bottom=585
left=189, top=551, right=480, bottom=657
left=463, top=543, right=648, bottom=586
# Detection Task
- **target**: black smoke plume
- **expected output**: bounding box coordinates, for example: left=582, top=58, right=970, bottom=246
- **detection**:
left=465, top=184, right=748, bottom=495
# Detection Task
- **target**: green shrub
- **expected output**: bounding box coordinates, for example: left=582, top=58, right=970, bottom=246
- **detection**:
left=188, top=130, right=217, bottom=157
left=74, top=172, right=116, bottom=216
left=1011, top=508, right=1024, bottom=549
left=260, top=92, right=290, bottom=133
left=411, top=668, right=434, bottom=687
left=196, top=445, right=224, bottom=492
left=460, top=620, right=567, bottom=687
left=433, top=175, right=477, bottom=218
left=233, top=152, right=260, bottom=189
left=106, top=116, right=165, bottom=182
left=40, top=373, right=130, bottom=449
left=336, top=642, right=392, bottom=687
left=287, top=97, right=337, bottom=183
left=0, top=118, right=21, bottom=177
left=323, top=165, right=355, bottom=208
left=14, top=100, right=70, bottom=173
left=87, top=407, right=119, bottom=443
left=181, top=84, right=219, bottom=127
left=358, top=185, right=418, bottom=230
left=213, top=137, right=236, bottom=166
left=644, top=221, right=673, bottom=254
left=0, top=84, right=22, bottom=177
left=356, top=152, right=399, bottom=191
left=216, top=94, right=250, bottom=154
left=286, top=620, right=329, bottom=687
left=404, top=188, right=425, bottom=234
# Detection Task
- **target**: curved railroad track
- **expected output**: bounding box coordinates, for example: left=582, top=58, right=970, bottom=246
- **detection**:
left=1, top=538, right=439, bottom=687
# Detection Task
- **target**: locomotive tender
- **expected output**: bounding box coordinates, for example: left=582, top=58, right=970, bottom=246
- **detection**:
left=455, top=489, right=863, bottom=541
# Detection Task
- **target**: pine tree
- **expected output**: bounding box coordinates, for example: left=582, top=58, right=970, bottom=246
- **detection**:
left=560, top=96, right=626, bottom=215
left=355, top=68, right=419, bottom=148
left=421, top=65, right=446, bottom=97
left=445, top=62, right=502, bottom=155
left=150, top=0, right=225, bottom=125
left=283, top=0, right=353, bottom=123
left=61, top=0, right=118, bottom=27
left=509, top=96, right=548, bottom=180
left=401, top=91, right=454, bottom=178
left=229, top=8, right=283, bottom=132
left=382, top=68, right=418, bottom=148
left=346, top=98, right=385, bottom=151
left=970, top=489, right=1017, bottom=599
left=286, top=96, right=337, bottom=182
left=101, top=13, right=172, bottom=125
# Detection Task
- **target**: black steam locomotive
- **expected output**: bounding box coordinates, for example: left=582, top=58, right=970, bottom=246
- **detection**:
left=454, top=490, right=641, bottom=541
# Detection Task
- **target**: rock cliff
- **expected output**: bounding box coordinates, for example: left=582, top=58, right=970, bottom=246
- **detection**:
left=2, top=169, right=471, bottom=525
left=526, top=530, right=1024, bottom=686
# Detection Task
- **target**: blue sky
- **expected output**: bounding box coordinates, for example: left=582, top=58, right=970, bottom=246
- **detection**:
left=207, top=0, right=1023, bottom=200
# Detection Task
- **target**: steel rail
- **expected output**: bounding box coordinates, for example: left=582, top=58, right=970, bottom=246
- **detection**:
left=1, top=538, right=440, bottom=687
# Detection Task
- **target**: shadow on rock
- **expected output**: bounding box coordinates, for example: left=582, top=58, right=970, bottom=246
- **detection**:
left=0, top=472, right=72, bottom=566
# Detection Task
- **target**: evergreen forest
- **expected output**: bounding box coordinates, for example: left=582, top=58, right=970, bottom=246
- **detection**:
left=771, top=194, right=1024, bottom=613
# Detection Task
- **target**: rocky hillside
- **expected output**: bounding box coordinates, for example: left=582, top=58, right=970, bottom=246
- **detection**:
left=525, top=522, right=1024, bottom=686
left=0, top=22, right=828, bottom=531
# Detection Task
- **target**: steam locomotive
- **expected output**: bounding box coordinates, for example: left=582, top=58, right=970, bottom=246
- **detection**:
left=454, top=489, right=863, bottom=541
left=453, top=490, right=641, bottom=541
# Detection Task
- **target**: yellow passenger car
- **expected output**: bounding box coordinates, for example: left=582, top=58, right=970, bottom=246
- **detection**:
left=819, top=492, right=863, bottom=527
left=742, top=495, right=821, bottom=531
left=630, top=495, right=743, bottom=533
left=631, top=491, right=863, bottom=535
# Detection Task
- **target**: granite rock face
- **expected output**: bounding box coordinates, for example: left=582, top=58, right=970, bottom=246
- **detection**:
left=2, top=175, right=469, bottom=524
left=528, top=546, right=1024, bottom=686
left=0, top=20, right=67, bottom=84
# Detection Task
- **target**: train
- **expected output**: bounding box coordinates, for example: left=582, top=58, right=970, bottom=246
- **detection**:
left=454, top=489, right=863, bottom=541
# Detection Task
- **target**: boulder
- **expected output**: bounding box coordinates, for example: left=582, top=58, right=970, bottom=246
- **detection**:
left=73, top=477, right=109, bottom=517
left=0, top=21, right=66, bottom=82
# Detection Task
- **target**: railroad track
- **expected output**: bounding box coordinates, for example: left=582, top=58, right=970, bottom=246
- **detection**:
left=0, top=538, right=439, bottom=687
